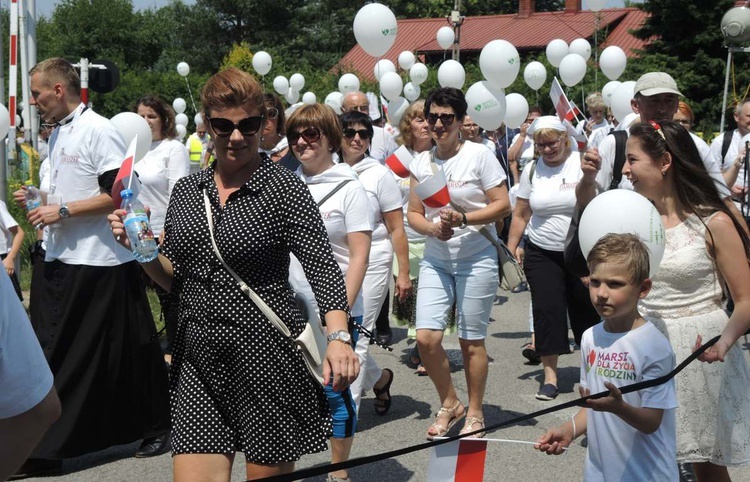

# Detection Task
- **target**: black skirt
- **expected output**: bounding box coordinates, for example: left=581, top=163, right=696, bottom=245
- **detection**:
left=30, top=260, right=170, bottom=459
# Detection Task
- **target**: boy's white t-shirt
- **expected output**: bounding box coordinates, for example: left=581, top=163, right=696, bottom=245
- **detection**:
left=350, top=157, right=403, bottom=243
left=410, top=141, right=506, bottom=259
left=0, top=200, right=18, bottom=255
left=296, top=162, right=371, bottom=317
left=580, top=321, right=678, bottom=482
left=515, top=152, right=582, bottom=251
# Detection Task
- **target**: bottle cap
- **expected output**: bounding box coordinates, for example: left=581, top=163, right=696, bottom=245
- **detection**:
left=120, top=189, right=133, bottom=198
left=25, top=180, right=34, bottom=187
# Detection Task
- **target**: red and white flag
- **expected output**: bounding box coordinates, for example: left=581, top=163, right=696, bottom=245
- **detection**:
left=112, top=136, right=141, bottom=208
left=550, top=77, right=583, bottom=125
left=415, top=167, right=450, bottom=208
left=385, top=145, right=414, bottom=178
left=426, top=439, right=488, bottom=482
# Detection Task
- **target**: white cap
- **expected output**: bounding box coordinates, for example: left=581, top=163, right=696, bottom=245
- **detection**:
left=634, top=72, right=683, bottom=97
left=527, top=116, right=566, bottom=137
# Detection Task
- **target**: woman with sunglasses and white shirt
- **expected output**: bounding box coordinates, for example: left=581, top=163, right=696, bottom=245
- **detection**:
left=408, top=87, right=510, bottom=440
left=110, top=69, right=357, bottom=482
left=288, top=103, right=371, bottom=482
left=339, top=110, right=411, bottom=417
left=506, top=116, right=600, bottom=402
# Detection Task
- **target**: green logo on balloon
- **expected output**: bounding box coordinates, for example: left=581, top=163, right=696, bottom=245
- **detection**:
left=382, top=26, right=398, bottom=37
left=475, top=104, right=482, bottom=112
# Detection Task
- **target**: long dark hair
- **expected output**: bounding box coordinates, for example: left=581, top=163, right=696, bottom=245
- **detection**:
left=629, top=120, right=750, bottom=259
left=134, top=95, right=177, bottom=139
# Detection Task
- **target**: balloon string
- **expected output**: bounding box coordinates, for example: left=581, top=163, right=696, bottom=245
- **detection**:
left=184, top=77, right=197, bottom=114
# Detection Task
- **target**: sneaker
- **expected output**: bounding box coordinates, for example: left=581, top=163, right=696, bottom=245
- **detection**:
left=535, top=383, right=559, bottom=401
left=511, top=281, right=529, bottom=293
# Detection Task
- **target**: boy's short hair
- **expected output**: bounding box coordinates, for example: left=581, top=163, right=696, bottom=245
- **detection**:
left=587, top=233, right=650, bottom=284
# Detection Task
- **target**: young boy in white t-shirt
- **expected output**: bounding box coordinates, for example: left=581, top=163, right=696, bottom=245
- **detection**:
left=535, top=233, right=679, bottom=481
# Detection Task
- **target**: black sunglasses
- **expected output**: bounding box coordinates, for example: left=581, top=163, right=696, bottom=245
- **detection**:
left=288, top=127, right=322, bottom=145
left=342, top=128, right=371, bottom=140
left=207, top=115, right=264, bottom=137
left=427, top=113, right=456, bottom=126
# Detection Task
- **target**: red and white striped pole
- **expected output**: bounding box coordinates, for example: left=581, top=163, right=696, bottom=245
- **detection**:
left=79, top=58, right=89, bottom=105
left=8, top=0, right=18, bottom=162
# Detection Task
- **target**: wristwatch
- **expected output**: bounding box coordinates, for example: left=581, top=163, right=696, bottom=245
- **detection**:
left=59, top=204, right=70, bottom=219
left=327, top=330, right=352, bottom=345
left=459, top=213, right=468, bottom=229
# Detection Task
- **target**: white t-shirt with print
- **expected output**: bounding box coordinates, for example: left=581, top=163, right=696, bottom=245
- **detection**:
left=516, top=152, right=582, bottom=251
left=709, top=129, right=746, bottom=189
left=350, top=157, right=403, bottom=243
left=411, top=141, right=506, bottom=260
left=369, top=126, right=399, bottom=162
left=510, top=132, right=535, bottom=171
left=0, top=201, right=18, bottom=255
left=580, top=321, right=678, bottom=482
left=45, top=105, right=133, bottom=266
left=135, top=138, right=190, bottom=236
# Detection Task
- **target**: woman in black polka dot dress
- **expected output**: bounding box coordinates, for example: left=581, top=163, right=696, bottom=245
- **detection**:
left=108, top=68, right=359, bottom=481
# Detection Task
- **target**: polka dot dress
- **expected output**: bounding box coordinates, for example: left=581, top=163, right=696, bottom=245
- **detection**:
left=161, top=155, right=349, bottom=463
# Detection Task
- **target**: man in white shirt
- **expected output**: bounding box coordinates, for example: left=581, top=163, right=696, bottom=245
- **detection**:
left=341, top=91, right=398, bottom=162
left=708, top=98, right=750, bottom=200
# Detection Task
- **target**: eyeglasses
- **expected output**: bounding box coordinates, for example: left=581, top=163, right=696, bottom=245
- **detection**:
left=343, top=128, right=371, bottom=140
left=265, top=107, right=279, bottom=120
left=534, top=137, right=565, bottom=150
left=288, top=127, right=322, bottom=145
left=346, top=105, right=370, bottom=114
left=207, top=115, right=264, bottom=137
left=427, top=113, right=456, bottom=126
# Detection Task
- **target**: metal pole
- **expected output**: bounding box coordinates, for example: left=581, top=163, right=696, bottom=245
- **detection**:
left=0, top=8, right=6, bottom=203
left=720, top=48, right=733, bottom=133
left=8, top=0, right=19, bottom=174
left=80, top=58, right=89, bottom=105
left=20, top=0, right=31, bottom=144
left=28, top=0, right=38, bottom=152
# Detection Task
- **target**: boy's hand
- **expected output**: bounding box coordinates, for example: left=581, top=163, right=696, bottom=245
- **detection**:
left=586, top=381, right=624, bottom=414
left=534, top=427, right=572, bottom=455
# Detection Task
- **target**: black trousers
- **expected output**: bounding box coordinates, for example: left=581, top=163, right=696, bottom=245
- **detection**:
left=523, top=241, right=600, bottom=357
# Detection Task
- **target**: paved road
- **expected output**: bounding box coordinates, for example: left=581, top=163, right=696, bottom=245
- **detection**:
left=24, top=287, right=750, bottom=481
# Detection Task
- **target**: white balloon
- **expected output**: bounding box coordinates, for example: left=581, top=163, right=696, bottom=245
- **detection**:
left=175, top=113, right=189, bottom=126
left=588, top=0, right=607, bottom=12
left=403, top=82, right=421, bottom=102
left=373, top=59, right=396, bottom=81
left=302, top=92, right=317, bottom=105
left=111, top=112, right=152, bottom=162
left=289, top=73, right=305, bottom=91
left=398, top=51, right=416, bottom=70
left=176, top=62, right=190, bottom=77
left=172, top=98, right=186, bottom=114
left=437, top=60, right=465, bottom=89
left=252, top=51, right=272, bottom=76
left=325, top=92, right=344, bottom=114
left=523, top=61, right=547, bottom=91
left=479, top=40, right=521, bottom=89
left=436, top=26, right=455, bottom=50
left=559, top=53, right=587, bottom=87
left=379, top=71, right=403, bottom=102
left=0, top=104, right=9, bottom=140
left=387, top=97, right=409, bottom=126
left=504, top=93, right=529, bottom=129
left=601, top=80, right=622, bottom=108
left=338, top=73, right=360, bottom=94
left=285, top=88, right=300, bottom=105
left=546, top=39, right=569, bottom=68
left=600, top=46, right=627, bottom=81
left=410, top=63, right=429, bottom=85
left=611, top=80, right=637, bottom=123
left=176, top=124, right=187, bottom=140
left=194, top=113, right=204, bottom=126
left=273, top=76, right=289, bottom=96
left=353, top=3, right=398, bottom=58
left=579, top=190, right=665, bottom=277
left=569, top=38, right=592, bottom=61
left=465, top=81, right=506, bottom=131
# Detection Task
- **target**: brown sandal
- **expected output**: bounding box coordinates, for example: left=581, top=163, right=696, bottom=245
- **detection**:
left=426, top=400, right=465, bottom=440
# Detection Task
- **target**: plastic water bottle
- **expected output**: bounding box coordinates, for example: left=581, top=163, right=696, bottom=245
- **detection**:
left=24, top=181, right=42, bottom=211
left=120, top=189, right=158, bottom=263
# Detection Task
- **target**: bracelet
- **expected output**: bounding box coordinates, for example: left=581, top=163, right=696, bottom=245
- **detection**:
left=460, top=212, right=468, bottom=229
left=571, top=414, right=577, bottom=440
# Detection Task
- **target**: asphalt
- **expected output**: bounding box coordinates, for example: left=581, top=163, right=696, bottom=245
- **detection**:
left=21, top=287, right=750, bottom=482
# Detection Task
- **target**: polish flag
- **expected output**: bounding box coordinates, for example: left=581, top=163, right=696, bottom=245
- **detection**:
left=426, top=439, right=488, bottom=482
left=112, top=136, right=141, bottom=208
left=385, top=145, right=414, bottom=178
left=550, top=77, right=583, bottom=125
left=415, top=167, right=450, bottom=208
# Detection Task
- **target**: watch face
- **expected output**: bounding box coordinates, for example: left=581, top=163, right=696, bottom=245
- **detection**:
left=339, top=331, right=351, bottom=342
left=59, top=206, right=70, bottom=218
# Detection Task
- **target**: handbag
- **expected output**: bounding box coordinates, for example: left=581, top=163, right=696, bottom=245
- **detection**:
left=203, top=189, right=327, bottom=386
left=428, top=151, right=525, bottom=290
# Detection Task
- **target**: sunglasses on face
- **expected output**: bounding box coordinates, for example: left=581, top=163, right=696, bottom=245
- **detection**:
left=427, top=113, right=456, bottom=126
left=343, top=128, right=371, bottom=140
left=207, top=115, right=264, bottom=137
left=534, top=137, right=565, bottom=150
left=288, top=127, right=322, bottom=145
left=265, top=107, right=279, bottom=120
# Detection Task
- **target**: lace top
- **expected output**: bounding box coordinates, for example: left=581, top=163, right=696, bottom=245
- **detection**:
left=639, top=213, right=724, bottom=320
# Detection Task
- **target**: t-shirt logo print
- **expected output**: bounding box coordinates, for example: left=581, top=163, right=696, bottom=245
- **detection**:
left=587, top=349, right=596, bottom=373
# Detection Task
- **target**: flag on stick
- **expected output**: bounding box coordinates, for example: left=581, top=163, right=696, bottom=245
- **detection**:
left=415, top=167, right=450, bottom=208
left=385, top=145, right=414, bottom=178
left=550, top=77, right=583, bottom=125
left=426, top=439, right=488, bottom=482
left=112, top=136, right=140, bottom=208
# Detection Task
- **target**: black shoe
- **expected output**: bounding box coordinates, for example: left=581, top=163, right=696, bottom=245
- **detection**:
left=135, top=432, right=171, bottom=458
left=9, top=459, right=63, bottom=480
left=511, top=281, right=529, bottom=293
left=678, top=463, right=697, bottom=482
left=535, top=383, right=559, bottom=401
left=376, top=331, right=392, bottom=346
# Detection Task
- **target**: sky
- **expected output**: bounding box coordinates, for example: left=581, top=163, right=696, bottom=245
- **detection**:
left=39, top=1, right=633, bottom=19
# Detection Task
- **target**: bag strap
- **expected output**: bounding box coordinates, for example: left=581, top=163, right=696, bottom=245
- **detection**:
left=721, top=130, right=733, bottom=166
left=317, top=180, right=352, bottom=207
left=526, top=160, right=537, bottom=184
left=202, top=189, right=292, bottom=339
left=608, top=130, right=628, bottom=191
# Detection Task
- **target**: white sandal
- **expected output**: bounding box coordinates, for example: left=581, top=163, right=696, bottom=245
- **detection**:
left=426, top=400, right=465, bottom=440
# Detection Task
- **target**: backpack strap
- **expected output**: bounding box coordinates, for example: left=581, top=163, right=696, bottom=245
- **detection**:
left=608, top=130, right=628, bottom=191
left=721, top=130, right=734, bottom=166
left=526, top=160, right=537, bottom=184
